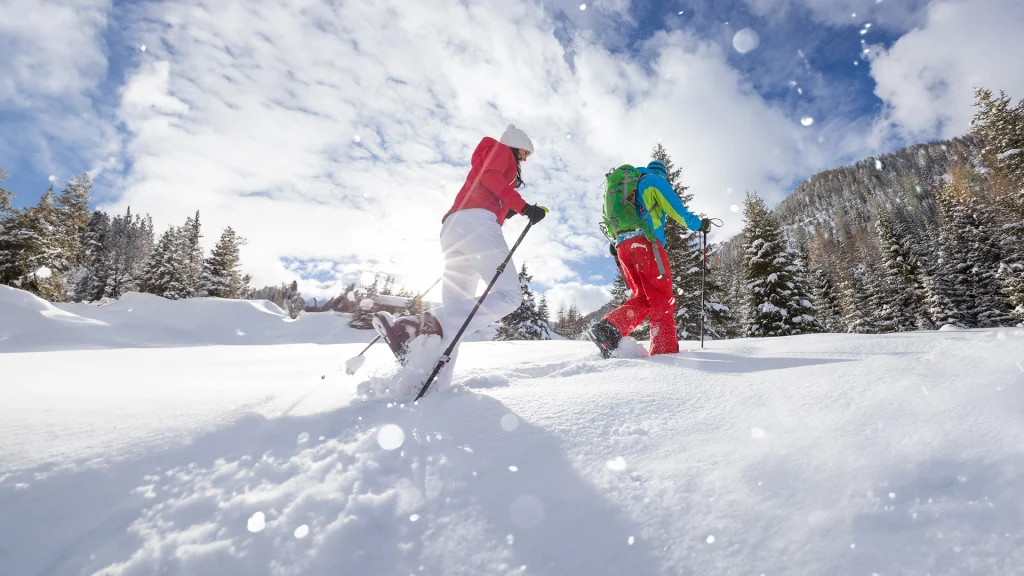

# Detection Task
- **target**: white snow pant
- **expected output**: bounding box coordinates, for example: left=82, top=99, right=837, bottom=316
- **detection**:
left=430, top=209, right=523, bottom=391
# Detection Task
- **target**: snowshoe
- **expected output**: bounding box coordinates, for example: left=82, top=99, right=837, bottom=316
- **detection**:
left=587, top=320, right=622, bottom=359
left=372, top=311, right=443, bottom=365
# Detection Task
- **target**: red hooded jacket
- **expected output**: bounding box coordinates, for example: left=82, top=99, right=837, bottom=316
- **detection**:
left=442, top=137, right=527, bottom=226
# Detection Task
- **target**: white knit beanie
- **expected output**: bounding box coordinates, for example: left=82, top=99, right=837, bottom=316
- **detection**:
left=499, top=123, right=535, bottom=153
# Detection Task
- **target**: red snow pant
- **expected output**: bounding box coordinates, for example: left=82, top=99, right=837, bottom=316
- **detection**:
left=604, top=237, right=679, bottom=355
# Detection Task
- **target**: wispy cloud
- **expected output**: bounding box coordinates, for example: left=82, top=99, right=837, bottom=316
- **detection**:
left=0, top=0, right=111, bottom=104
left=0, top=0, right=117, bottom=183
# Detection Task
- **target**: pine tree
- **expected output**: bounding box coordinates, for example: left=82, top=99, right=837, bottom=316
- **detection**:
left=348, top=275, right=380, bottom=329
left=201, top=226, right=248, bottom=298
left=971, top=88, right=1024, bottom=325
left=0, top=188, right=67, bottom=299
left=971, top=88, right=1024, bottom=192
left=536, top=294, right=552, bottom=339
left=934, top=177, right=1013, bottom=327
left=610, top=270, right=629, bottom=306
left=999, top=263, right=1024, bottom=325
left=246, top=280, right=304, bottom=318
left=668, top=229, right=702, bottom=340
left=282, top=281, right=306, bottom=319
left=921, top=267, right=963, bottom=329
left=692, top=241, right=736, bottom=340
left=838, top=264, right=876, bottom=333
left=554, top=299, right=585, bottom=339
left=864, top=260, right=899, bottom=333
left=741, top=192, right=820, bottom=337
left=496, top=264, right=544, bottom=340
left=811, top=268, right=844, bottom=332
left=711, top=240, right=747, bottom=338
left=181, top=211, right=204, bottom=298
left=140, top=226, right=191, bottom=299
left=875, top=209, right=925, bottom=332
left=0, top=168, right=12, bottom=216
left=996, top=182, right=1024, bottom=324
left=100, top=207, right=155, bottom=299
left=71, top=211, right=111, bottom=301
left=56, top=174, right=92, bottom=267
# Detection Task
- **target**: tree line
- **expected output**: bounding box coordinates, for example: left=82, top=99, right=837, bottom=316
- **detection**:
left=0, top=174, right=272, bottom=310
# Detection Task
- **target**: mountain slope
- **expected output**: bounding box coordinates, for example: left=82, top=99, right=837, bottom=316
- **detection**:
left=775, top=136, right=985, bottom=241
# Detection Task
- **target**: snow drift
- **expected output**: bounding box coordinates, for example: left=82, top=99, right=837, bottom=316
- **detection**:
left=0, top=286, right=506, bottom=352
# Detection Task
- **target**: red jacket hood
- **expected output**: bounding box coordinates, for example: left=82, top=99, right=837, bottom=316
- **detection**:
left=472, top=136, right=504, bottom=166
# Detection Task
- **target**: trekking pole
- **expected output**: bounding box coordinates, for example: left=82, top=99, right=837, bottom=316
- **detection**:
left=415, top=221, right=535, bottom=400
left=700, top=229, right=708, bottom=349
left=699, top=218, right=724, bottom=349
left=344, top=276, right=442, bottom=375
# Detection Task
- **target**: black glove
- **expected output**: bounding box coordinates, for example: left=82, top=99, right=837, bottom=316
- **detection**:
left=699, top=218, right=711, bottom=233
left=521, top=204, right=547, bottom=225
left=506, top=208, right=517, bottom=220
left=609, top=243, right=617, bottom=257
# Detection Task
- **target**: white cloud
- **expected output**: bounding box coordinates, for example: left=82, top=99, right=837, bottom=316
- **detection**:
left=120, top=61, right=190, bottom=121
left=543, top=282, right=612, bottom=318
left=868, top=0, right=1024, bottom=141
left=0, top=0, right=110, bottom=104
left=0, top=0, right=118, bottom=187
left=100, top=0, right=828, bottom=299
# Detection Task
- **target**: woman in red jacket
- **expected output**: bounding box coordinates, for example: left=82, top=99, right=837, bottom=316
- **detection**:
left=376, top=124, right=546, bottom=391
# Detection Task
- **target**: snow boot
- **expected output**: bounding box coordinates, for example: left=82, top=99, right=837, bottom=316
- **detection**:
left=372, top=311, right=443, bottom=365
left=587, top=319, right=622, bottom=359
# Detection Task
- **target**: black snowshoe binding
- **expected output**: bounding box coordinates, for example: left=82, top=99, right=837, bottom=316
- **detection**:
left=587, top=319, right=622, bottom=359
left=372, top=310, right=443, bottom=365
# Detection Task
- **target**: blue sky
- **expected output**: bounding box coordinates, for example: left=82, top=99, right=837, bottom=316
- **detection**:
left=2, top=0, right=1023, bottom=314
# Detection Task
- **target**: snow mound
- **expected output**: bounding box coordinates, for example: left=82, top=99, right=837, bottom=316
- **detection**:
left=0, top=285, right=110, bottom=350
left=611, top=337, right=649, bottom=358
left=939, top=323, right=965, bottom=331
left=459, top=372, right=511, bottom=389
left=0, top=286, right=370, bottom=352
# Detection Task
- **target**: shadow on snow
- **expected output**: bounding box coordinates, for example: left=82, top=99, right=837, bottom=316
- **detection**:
left=0, top=390, right=660, bottom=576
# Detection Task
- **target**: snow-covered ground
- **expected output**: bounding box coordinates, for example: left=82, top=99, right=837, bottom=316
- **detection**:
left=2, top=286, right=1024, bottom=575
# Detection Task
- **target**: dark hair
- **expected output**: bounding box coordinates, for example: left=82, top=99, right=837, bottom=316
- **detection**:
left=509, top=147, right=526, bottom=189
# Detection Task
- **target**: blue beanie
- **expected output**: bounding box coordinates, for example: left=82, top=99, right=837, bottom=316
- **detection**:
left=647, top=160, right=668, bottom=178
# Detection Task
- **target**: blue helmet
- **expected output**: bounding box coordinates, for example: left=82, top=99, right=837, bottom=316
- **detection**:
left=647, top=160, right=668, bottom=178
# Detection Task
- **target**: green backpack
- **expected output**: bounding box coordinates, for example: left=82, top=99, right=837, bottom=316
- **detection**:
left=601, top=165, right=667, bottom=277
left=602, top=165, right=651, bottom=240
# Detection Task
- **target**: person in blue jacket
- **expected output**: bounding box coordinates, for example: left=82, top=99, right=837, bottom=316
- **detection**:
left=592, top=160, right=710, bottom=356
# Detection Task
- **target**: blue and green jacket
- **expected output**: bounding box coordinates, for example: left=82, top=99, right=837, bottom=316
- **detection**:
left=618, top=168, right=702, bottom=248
